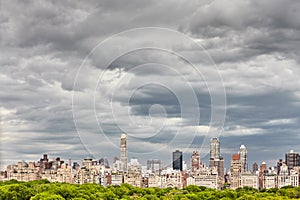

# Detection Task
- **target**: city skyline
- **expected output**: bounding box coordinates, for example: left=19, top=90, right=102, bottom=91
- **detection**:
left=1, top=131, right=298, bottom=172
left=1, top=133, right=298, bottom=171
left=2, top=134, right=300, bottom=190
left=1, top=134, right=298, bottom=174
left=1, top=0, right=300, bottom=172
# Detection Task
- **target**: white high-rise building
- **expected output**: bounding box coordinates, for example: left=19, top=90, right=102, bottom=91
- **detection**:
left=210, top=138, right=220, bottom=159
left=120, top=133, right=128, bottom=171
left=239, top=145, right=248, bottom=173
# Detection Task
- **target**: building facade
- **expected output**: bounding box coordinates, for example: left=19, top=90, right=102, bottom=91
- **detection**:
left=230, top=154, right=242, bottom=189
left=285, top=150, right=300, bottom=172
left=172, top=150, right=183, bottom=171
left=190, top=150, right=201, bottom=172
left=210, top=138, right=220, bottom=159
left=209, top=138, right=224, bottom=187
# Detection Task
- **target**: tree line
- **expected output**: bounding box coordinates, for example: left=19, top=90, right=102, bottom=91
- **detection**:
left=1, top=180, right=300, bottom=199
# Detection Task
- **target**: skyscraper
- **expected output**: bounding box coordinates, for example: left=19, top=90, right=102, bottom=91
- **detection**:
left=190, top=150, right=201, bottom=172
left=210, top=138, right=220, bottom=159
left=209, top=137, right=224, bottom=187
left=120, top=133, right=128, bottom=171
left=230, top=154, right=242, bottom=189
left=285, top=149, right=300, bottom=172
left=172, top=150, right=183, bottom=171
left=238, top=145, right=248, bottom=173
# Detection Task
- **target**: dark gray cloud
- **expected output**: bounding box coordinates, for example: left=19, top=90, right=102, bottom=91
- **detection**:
left=1, top=0, right=300, bottom=170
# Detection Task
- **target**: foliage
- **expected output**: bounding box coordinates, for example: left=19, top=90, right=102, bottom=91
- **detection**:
left=0, top=180, right=300, bottom=200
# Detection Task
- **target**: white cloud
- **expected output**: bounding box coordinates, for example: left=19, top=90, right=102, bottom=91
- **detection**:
left=223, top=125, right=264, bottom=136
left=264, top=118, right=297, bottom=126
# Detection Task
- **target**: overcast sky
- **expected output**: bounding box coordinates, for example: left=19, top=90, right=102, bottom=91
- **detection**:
left=1, top=0, right=300, bottom=170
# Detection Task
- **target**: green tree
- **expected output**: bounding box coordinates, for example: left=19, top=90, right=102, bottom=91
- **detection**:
left=31, top=192, right=65, bottom=200
left=237, top=194, right=255, bottom=200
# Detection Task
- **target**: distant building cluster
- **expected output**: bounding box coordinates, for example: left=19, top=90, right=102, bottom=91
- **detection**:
left=1, top=135, right=300, bottom=190
left=256, top=150, right=300, bottom=189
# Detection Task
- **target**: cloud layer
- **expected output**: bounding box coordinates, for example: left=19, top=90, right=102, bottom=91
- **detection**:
left=1, top=0, right=300, bottom=169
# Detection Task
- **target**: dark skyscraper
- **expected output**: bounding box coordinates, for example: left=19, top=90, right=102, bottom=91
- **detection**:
left=285, top=149, right=300, bottom=172
left=172, top=150, right=183, bottom=171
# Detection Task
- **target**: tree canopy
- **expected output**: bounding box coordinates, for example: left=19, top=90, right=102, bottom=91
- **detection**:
left=0, top=180, right=300, bottom=199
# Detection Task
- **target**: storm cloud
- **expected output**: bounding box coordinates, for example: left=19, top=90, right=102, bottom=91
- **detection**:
left=0, top=0, right=300, bottom=170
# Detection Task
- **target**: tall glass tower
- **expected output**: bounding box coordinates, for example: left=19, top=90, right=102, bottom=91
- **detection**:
left=120, top=133, right=128, bottom=171
left=172, top=150, right=183, bottom=171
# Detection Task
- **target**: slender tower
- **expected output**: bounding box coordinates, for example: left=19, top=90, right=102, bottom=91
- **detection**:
left=210, top=138, right=220, bottom=159
left=120, top=133, right=128, bottom=171
left=238, top=144, right=248, bottom=173
left=209, top=137, right=225, bottom=188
